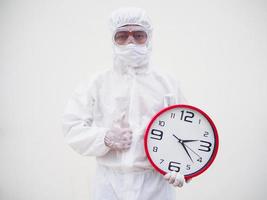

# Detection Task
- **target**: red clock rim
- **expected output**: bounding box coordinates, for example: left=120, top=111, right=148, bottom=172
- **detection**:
left=144, top=104, right=219, bottom=180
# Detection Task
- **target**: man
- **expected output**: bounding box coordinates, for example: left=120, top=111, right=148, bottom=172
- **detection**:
left=63, top=7, right=189, bottom=200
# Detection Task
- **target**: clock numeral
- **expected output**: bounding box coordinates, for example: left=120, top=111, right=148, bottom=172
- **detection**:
left=158, top=120, right=165, bottom=126
left=160, top=159, right=164, bottom=164
left=204, top=131, right=209, bottom=137
left=168, top=161, right=181, bottom=172
left=198, top=140, right=212, bottom=152
left=180, top=110, right=194, bottom=123
left=199, top=119, right=201, bottom=124
left=150, top=129, right=163, bottom=140
left=170, top=113, right=176, bottom=118
left=186, top=164, right=191, bottom=170
left=197, top=157, right=202, bottom=162
left=153, top=146, right=158, bottom=152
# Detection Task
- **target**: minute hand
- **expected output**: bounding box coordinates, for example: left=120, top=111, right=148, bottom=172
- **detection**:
left=181, top=143, right=194, bottom=162
left=172, top=134, right=194, bottom=162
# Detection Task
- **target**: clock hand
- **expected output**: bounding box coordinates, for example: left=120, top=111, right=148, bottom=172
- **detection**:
left=172, top=134, right=202, bottom=160
left=181, top=143, right=194, bottom=162
left=172, top=134, right=199, bottom=144
left=172, top=134, right=183, bottom=143
left=172, top=134, right=194, bottom=163
left=183, top=139, right=199, bottom=143
left=183, top=143, right=202, bottom=158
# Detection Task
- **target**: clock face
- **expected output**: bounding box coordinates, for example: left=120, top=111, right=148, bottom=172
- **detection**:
left=144, top=104, right=219, bottom=180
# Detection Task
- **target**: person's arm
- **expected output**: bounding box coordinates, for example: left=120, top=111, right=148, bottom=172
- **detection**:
left=62, top=80, right=110, bottom=157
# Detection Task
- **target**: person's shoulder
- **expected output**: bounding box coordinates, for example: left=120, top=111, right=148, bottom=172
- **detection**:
left=150, top=67, right=179, bottom=83
left=74, top=68, right=112, bottom=93
left=85, top=68, right=114, bottom=84
left=90, top=68, right=113, bottom=81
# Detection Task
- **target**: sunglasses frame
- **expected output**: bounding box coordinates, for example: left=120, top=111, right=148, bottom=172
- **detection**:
left=114, top=27, right=148, bottom=45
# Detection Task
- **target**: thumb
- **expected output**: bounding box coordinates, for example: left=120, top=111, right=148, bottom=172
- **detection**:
left=120, top=113, right=130, bottom=128
left=164, top=172, right=171, bottom=180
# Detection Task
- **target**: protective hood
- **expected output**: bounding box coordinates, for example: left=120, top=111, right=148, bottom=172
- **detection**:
left=109, top=7, right=153, bottom=74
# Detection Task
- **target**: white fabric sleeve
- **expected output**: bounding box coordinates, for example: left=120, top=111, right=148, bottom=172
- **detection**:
left=62, top=80, right=110, bottom=157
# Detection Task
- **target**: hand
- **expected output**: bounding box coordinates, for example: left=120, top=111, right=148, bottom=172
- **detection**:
left=104, top=126, right=132, bottom=150
left=104, top=113, right=132, bottom=151
left=164, top=171, right=192, bottom=188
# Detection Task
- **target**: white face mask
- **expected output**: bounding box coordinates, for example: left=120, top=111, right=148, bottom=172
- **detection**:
left=113, top=43, right=151, bottom=68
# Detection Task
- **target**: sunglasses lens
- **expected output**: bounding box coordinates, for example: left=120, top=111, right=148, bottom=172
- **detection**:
left=114, top=31, right=129, bottom=45
left=133, top=31, right=147, bottom=44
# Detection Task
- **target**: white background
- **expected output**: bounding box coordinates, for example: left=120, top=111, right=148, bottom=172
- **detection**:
left=1, top=0, right=267, bottom=199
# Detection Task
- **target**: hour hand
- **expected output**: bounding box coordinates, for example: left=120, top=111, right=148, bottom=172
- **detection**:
left=172, top=135, right=198, bottom=144
left=183, top=139, right=199, bottom=143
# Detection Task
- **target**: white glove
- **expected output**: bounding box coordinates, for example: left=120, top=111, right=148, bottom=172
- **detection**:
left=104, top=114, right=133, bottom=151
left=104, top=126, right=132, bottom=150
left=164, top=171, right=191, bottom=188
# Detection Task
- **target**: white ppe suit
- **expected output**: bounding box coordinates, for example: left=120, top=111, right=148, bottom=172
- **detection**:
left=62, top=7, right=186, bottom=200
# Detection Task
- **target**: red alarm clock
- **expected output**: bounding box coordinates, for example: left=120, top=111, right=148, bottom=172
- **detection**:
left=144, top=104, right=219, bottom=180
